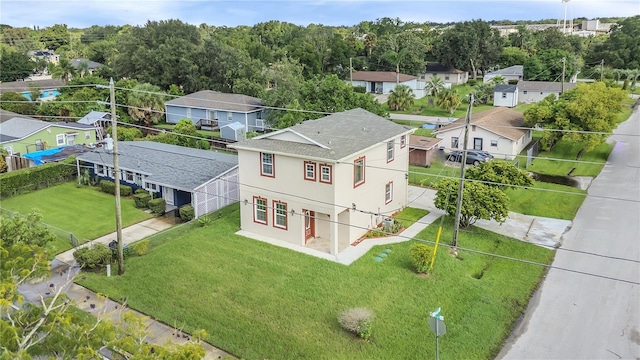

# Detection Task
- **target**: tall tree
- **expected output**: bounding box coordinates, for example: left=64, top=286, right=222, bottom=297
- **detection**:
left=436, top=88, right=462, bottom=116
left=127, top=83, right=165, bottom=133
left=387, top=84, right=415, bottom=111
left=0, top=47, right=34, bottom=82
left=39, top=24, right=70, bottom=50
left=424, top=76, right=445, bottom=98
left=49, top=57, right=76, bottom=83
left=500, top=46, right=529, bottom=68
left=585, top=15, right=640, bottom=69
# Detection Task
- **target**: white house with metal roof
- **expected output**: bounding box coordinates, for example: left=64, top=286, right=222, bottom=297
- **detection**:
left=76, top=141, right=239, bottom=217
left=433, top=107, right=531, bottom=160
left=165, top=90, right=266, bottom=136
left=228, top=108, right=414, bottom=259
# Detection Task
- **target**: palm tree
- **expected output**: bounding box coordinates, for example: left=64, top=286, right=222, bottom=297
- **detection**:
left=424, top=76, right=445, bottom=98
left=50, top=58, right=76, bottom=83
left=387, top=85, right=415, bottom=111
left=436, top=88, right=462, bottom=116
left=381, top=49, right=408, bottom=85
left=77, top=61, right=90, bottom=78
left=472, top=83, right=494, bottom=105
left=127, top=83, right=166, bottom=134
left=489, top=75, right=506, bottom=85
left=364, top=33, right=377, bottom=57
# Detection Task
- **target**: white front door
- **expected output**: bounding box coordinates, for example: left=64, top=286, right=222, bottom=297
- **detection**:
left=162, top=186, right=174, bottom=206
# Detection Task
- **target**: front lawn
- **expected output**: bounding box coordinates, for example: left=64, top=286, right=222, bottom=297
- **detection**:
left=517, top=139, right=614, bottom=177
left=77, top=204, right=554, bottom=360
left=505, top=181, right=586, bottom=220
left=0, top=182, right=154, bottom=253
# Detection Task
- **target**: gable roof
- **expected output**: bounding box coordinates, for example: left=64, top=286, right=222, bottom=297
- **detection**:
left=165, top=90, right=265, bottom=113
left=229, top=108, right=413, bottom=161
left=0, top=79, right=65, bottom=94
left=425, top=62, right=465, bottom=74
left=71, top=58, right=104, bottom=69
left=433, top=107, right=529, bottom=141
left=487, top=65, right=523, bottom=76
left=76, top=141, right=239, bottom=191
left=0, top=117, right=94, bottom=143
left=350, top=71, right=417, bottom=83
left=78, top=110, right=113, bottom=125
left=409, top=135, right=442, bottom=150
left=517, top=81, right=578, bottom=92
left=494, top=84, right=517, bottom=93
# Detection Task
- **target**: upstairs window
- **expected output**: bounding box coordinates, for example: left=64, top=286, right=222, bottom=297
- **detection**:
left=400, top=135, right=406, bottom=148
left=387, top=140, right=394, bottom=162
left=320, top=164, right=332, bottom=184
left=304, top=161, right=316, bottom=181
left=385, top=182, right=393, bottom=204
left=354, top=156, right=365, bottom=187
left=261, top=153, right=274, bottom=177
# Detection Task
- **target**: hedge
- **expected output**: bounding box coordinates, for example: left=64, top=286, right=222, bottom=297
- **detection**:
left=148, top=198, right=166, bottom=215
left=134, top=192, right=152, bottom=208
left=0, top=156, right=78, bottom=198
left=179, top=205, right=195, bottom=222
left=99, top=180, right=132, bottom=196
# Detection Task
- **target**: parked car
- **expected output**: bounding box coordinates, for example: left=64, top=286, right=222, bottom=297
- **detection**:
left=447, top=150, right=493, bottom=165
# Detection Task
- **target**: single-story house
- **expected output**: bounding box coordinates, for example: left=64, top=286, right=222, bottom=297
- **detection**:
left=70, top=59, right=104, bottom=74
left=77, top=110, right=114, bottom=140
left=483, top=65, right=523, bottom=83
left=422, top=62, right=468, bottom=85
left=433, top=107, right=532, bottom=160
left=517, top=81, right=577, bottom=103
left=409, top=135, right=443, bottom=167
left=493, top=84, right=518, bottom=107
left=0, top=78, right=65, bottom=101
left=0, top=111, right=97, bottom=155
left=348, top=71, right=426, bottom=99
left=165, top=90, right=266, bottom=136
left=76, top=141, right=239, bottom=217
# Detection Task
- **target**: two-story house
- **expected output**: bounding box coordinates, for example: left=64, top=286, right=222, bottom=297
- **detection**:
left=228, top=108, right=414, bottom=257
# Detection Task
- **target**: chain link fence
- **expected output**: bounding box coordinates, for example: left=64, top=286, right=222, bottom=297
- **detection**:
left=0, top=207, right=81, bottom=247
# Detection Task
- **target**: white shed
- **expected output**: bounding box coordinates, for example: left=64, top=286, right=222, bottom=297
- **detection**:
left=221, top=122, right=246, bottom=141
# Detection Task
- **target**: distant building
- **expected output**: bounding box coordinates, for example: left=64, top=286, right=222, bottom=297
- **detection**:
left=422, top=62, right=468, bottom=85
left=517, top=81, right=577, bottom=103
left=493, top=84, right=518, bottom=108
left=349, top=71, right=425, bottom=98
left=27, top=50, right=60, bottom=65
left=483, top=65, right=523, bottom=83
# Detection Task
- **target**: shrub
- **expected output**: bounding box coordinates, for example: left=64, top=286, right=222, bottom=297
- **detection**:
left=73, top=244, right=112, bottom=270
left=120, top=185, right=132, bottom=196
left=131, top=239, right=150, bottom=256
left=148, top=198, right=166, bottom=215
left=179, top=205, right=195, bottom=222
left=338, top=308, right=374, bottom=340
left=467, top=79, right=478, bottom=86
left=100, top=180, right=116, bottom=195
left=197, top=216, right=213, bottom=227
left=410, top=243, right=433, bottom=274
left=133, top=192, right=151, bottom=208
left=135, top=188, right=148, bottom=195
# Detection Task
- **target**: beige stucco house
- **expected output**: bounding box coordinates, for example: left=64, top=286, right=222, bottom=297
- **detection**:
left=433, top=107, right=531, bottom=160
left=228, top=108, right=414, bottom=257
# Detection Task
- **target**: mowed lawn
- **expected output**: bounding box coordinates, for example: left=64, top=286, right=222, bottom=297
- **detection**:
left=506, top=181, right=586, bottom=220
left=78, top=204, right=554, bottom=360
left=1, top=182, right=153, bottom=253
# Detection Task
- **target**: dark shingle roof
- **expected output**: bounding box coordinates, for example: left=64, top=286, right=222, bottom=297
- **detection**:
left=165, top=90, right=265, bottom=113
left=425, top=62, right=465, bottom=74
left=70, top=59, right=104, bottom=69
left=76, top=141, right=238, bottom=191
left=229, top=108, right=413, bottom=161
left=434, top=107, right=528, bottom=141
left=350, top=71, right=417, bottom=82
left=494, top=84, right=518, bottom=93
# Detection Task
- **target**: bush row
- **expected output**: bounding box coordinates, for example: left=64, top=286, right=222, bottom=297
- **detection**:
left=0, top=157, right=77, bottom=198
left=99, top=180, right=132, bottom=196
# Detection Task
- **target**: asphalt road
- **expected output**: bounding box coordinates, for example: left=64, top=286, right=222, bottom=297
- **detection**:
left=498, top=106, right=640, bottom=359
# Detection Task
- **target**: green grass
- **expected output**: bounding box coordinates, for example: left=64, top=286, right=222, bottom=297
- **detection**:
left=154, top=123, right=221, bottom=138
left=505, top=181, right=586, bottom=220
left=517, top=140, right=614, bottom=177
left=77, top=204, right=553, bottom=360
left=0, top=182, right=154, bottom=253
left=394, top=207, right=429, bottom=228
left=409, top=161, right=459, bottom=188
left=618, top=96, right=637, bottom=123
left=386, top=84, right=494, bottom=118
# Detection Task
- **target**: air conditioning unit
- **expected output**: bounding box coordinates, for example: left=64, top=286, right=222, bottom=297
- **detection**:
left=256, top=119, right=265, bottom=130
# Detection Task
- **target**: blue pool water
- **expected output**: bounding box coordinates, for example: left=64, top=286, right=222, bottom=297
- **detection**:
left=20, top=89, right=61, bottom=101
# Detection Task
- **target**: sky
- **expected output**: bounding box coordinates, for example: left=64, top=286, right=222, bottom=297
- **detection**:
left=1, top=0, right=639, bottom=29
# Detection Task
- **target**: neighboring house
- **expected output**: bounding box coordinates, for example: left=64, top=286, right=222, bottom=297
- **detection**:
left=493, top=84, right=518, bottom=108
left=228, top=108, right=414, bottom=257
left=422, top=62, right=468, bottom=85
left=165, top=90, right=266, bottom=137
left=76, top=141, right=239, bottom=217
left=409, top=135, right=443, bottom=167
left=28, top=50, right=60, bottom=65
left=349, top=71, right=425, bottom=99
left=433, top=107, right=531, bottom=160
left=0, top=78, right=65, bottom=101
left=483, top=65, right=523, bottom=83
left=517, top=81, right=577, bottom=103
left=0, top=112, right=97, bottom=155
left=70, top=59, right=104, bottom=74
left=77, top=110, right=114, bottom=140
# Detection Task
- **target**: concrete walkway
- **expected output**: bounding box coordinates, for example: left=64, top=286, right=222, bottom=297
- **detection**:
left=21, top=216, right=232, bottom=359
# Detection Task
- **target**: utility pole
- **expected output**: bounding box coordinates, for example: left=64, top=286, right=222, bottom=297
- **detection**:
left=109, top=78, right=125, bottom=275
left=561, top=57, right=566, bottom=94
left=350, top=57, right=353, bottom=86
left=452, top=94, right=474, bottom=248
left=600, top=59, right=604, bottom=82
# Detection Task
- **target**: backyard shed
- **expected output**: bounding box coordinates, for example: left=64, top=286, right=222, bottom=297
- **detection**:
left=409, top=135, right=443, bottom=166
left=221, top=122, right=246, bottom=141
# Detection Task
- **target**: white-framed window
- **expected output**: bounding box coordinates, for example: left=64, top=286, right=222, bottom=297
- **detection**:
left=125, top=171, right=135, bottom=182
left=273, top=200, right=287, bottom=229
left=354, top=156, right=365, bottom=187
left=304, top=161, right=316, bottom=181
left=66, top=134, right=76, bottom=145
left=56, top=134, right=65, bottom=146
left=452, top=137, right=459, bottom=148
left=207, top=110, right=217, bottom=120
left=85, top=131, right=91, bottom=140
left=260, top=153, right=274, bottom=177
left=227, top=112, right=233, bottom=121
left=145, top=182, right=158, bottom=192
left=96, top=164, right=107, bottom=176
left=320, top=164, right=332, bottom=184
left=387, top=140, right=394, bottom=162
left=135, top=174, right=143, bottom=186
left=385, top=182, right=393, bottom=204
left=254, top=197, right=267, bottom=225
left=400, top=135, right=406, bottom=148
left=491, top=140, right=498, bottom=147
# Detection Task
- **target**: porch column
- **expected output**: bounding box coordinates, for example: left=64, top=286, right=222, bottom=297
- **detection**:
left=76, top=158, right=80, bottom=184
left=330, top=209, right=339, bottom=255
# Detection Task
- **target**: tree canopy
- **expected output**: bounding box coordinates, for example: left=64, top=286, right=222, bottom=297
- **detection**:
left=585, top=15, right=640, bottom=69
left=434, top=178, right=509, bottom=228
left=0, top=47, right=34, bottom=82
